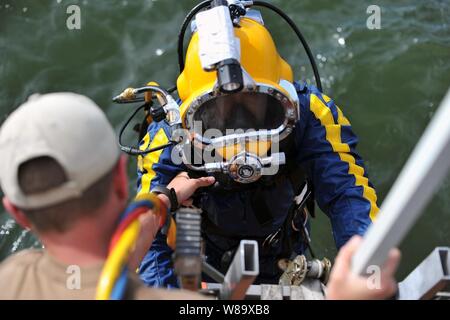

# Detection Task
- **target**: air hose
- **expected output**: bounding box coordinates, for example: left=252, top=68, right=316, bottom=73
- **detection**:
left=177, top=0, right=211, bottom=73
left=252, top=0, right=323, bottom=91
left=96, top=193, right=175, bottom=300
left=116, top=85, right=178, bottom=157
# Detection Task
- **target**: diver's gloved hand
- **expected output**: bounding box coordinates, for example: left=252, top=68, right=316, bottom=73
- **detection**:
left=167, top=172, right=216, bottom=207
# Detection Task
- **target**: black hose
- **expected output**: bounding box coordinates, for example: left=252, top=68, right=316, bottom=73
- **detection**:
left=119, top=104, right=146, bottom=154
left=139, top=141, right=176, bottom=155
left=118, top=103, right=175, bottom=156
left=252, top=1, right=322, bottom=91
left=177, top=0, right=211, bottom=73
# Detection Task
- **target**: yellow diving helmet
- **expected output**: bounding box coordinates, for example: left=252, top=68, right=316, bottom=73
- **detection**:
left=175, top=0, right=300, bottom=184
left=113, top=0, right=323, bottom=185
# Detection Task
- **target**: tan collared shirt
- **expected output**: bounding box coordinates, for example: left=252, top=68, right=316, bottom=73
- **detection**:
left=0, top=249, right=205, bottom=300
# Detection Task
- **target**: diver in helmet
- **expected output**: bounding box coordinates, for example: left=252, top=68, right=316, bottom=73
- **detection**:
left=123, top=1, right=379, bottom=288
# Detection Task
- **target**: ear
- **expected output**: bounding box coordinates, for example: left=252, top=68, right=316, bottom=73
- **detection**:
left=113, top=155, right=129, bottom=201
left=2, top=197, right=32, bottom=230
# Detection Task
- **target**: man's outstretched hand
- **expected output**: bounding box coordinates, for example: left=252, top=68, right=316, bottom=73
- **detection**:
left=167, top=172, right=216, bottom=207
left=326, top=235, right=401, bottom=300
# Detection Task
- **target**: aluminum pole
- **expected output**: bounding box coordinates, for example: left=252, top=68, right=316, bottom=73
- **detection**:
left=352, top=89, right=450, bottom=275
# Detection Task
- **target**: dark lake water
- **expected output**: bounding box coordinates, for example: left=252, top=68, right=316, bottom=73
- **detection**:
left=0, top=0, right=449, bottom=280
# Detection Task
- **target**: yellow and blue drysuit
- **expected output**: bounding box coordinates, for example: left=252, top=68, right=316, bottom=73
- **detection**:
left=136, top=82, right=378, bottom=288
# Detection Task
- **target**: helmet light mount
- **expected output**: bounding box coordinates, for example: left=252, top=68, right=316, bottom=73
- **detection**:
left=197, top=1, right=245, bottom=94
left=217, top=58, right=244, bottom=94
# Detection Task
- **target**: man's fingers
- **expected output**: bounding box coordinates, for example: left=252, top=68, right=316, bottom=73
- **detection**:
left=194, top=176, right=216, bottom=188
left=335, top=236, right=363, bottom=266
left=382, top=248, right=401, bottom=277
left=330, top=236, right=363, bottom=280
left=167, top=174, right=216, bottom=205
left=344, top=235, right=363, bottom=254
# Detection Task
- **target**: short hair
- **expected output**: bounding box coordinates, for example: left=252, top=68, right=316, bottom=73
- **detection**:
left=17, top=156, right=115, bottom=233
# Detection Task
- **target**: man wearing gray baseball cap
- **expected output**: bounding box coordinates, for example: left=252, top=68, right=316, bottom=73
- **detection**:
left=0, top=92, right=214, bottom=300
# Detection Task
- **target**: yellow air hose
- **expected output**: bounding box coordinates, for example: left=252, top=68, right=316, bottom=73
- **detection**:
left=95, top=193, right=176, bottom=300
left=95, top=220, right=141, bottom=300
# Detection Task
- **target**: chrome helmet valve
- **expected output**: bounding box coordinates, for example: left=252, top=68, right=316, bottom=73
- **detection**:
left=225, top=152, right=263, bottom=184
left=163, top=95, right=182, bottom=127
